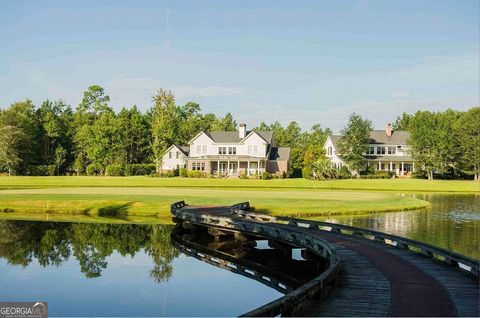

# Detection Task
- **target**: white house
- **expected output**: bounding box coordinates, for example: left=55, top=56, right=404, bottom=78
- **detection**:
left=324, top=123, right=414, bottom=176
left=161, top=124, right=290, bottom=176
left=160, top=144, right=189, bottom=171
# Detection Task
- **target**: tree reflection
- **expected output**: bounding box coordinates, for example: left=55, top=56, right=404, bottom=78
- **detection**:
left=0, top=221, right=179, bottom=282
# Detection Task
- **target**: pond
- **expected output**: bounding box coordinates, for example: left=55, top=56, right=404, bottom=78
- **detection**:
left=316, top=193, right=480, bottom=258
left=0, top=193, right=478, bottom=316
left=0, top=222, right=293, bottom=316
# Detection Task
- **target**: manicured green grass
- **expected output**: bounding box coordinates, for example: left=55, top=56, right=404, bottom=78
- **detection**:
left=0, top=186, right=430, bottom=223
left=1, top=176, right=475, bottom=222
left=0, top=176, right=478, bottom=192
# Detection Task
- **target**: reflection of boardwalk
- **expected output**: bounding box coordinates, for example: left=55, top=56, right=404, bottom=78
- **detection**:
left=171, top=227, right=324, bottom=294
left=171, top=201, right=480, bottom=317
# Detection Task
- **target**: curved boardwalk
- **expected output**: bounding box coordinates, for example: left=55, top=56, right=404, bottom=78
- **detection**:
left=171, top=202, right=480, bottom=317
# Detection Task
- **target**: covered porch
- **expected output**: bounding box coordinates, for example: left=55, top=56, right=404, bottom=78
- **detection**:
left=212, top=160, right=266, bottom=177
left=368, top=159, right=414, bottom=176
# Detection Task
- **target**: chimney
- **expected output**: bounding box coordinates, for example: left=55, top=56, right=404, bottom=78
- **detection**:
left=385, top=123, right=393, bottom=136
left=239, top=123, right=246, bottom=138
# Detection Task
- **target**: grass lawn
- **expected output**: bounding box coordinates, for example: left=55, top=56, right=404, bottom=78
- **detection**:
left=0, top=176, right=478, bottom=192
left=0, top=176, right=476, bottom=223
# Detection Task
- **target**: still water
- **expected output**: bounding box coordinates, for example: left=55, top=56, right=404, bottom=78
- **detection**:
left=317, top=193, right=480, bottom=258
left=0, top=193, right=478, bottom=316
left=0, top=222, right=284, bottom=316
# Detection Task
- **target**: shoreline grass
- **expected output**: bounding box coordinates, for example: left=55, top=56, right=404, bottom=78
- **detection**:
left=0, top=186, right=430, bottom=223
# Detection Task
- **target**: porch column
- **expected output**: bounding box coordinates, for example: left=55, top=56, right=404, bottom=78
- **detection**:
left=257, top=160, right=260, bottom=175
left=227, top=160, right=230, bottom=176
left=237, top=160, right=240, bottom=176
left=389, top=162, right=393, bottom=171
left=247, top=161, right=250, bottom=176
left=217, top=160, right=220, bottom=175
left=401, top=162, right=404, bottom=175
left=378, top=161, right=382, bottom=170
left=413, top=162, right=415, bottom=172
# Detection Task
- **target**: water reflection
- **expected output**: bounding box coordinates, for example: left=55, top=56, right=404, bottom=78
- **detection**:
left=316, top=194, right=480, bottom=258
left=171, top=224, right=326, bottom=294
left=0, top=221, right=179, bottom=282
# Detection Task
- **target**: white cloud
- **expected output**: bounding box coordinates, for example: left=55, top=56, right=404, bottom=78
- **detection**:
left=104, top=76, right=244, bottom=108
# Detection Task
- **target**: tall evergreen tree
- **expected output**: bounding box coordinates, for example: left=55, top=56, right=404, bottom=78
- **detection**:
left=150, top=89, right=182, bottom=172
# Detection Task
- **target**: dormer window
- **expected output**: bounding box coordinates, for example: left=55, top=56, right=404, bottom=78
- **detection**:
left=218, top=147, right=226, bottom=155
left=367, top=146, right=375, bottom=155
left=228, top=147, right=237, bottom=155
left=327, top=147, right=333, bottom=156
left=377, top=146, right=385, bottom=155
left=388, top=147, right=396, bottom=155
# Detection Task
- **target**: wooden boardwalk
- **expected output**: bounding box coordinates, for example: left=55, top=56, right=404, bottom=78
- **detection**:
left=171, top=202, right=480, bottom=317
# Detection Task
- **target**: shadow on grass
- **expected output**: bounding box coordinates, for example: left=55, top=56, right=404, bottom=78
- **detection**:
left=98, top=203, right=133, bottom=217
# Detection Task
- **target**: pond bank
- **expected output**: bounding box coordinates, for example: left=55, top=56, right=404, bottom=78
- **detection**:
left=0, top=186, right=429, bottom=222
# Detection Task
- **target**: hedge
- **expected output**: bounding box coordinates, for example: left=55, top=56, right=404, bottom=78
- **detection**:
left=124, top=164, right=156, bottom=176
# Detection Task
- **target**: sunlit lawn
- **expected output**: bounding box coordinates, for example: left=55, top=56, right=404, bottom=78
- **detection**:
left=0, top=185, right=429, bottom=222
left=0, top=176, right=476, bottom=222
left=0, top=176, right=478, bottom=192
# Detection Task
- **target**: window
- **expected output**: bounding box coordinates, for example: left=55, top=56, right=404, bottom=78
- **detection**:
left=218, top=146, right=226, bottom=155
left=196, top=145, right=201, bottom=155
left=202, top=145, right=207, bottom=154
left=388, top=147, right=396, bottom=155
left=376, top=147, right=385, bottom=155
left=328, top=147, right=333, bottom=156
left=367, top=146, right=375, bottom=155
left=228, top=147, right=236, bottom=154
left=253, top=145, right=258, bottom=155
left=248, top=145, right=252, bottom=154
left=169, top=152, right=172, bottom=159
left=176, top=152, right=180, bottom=159
left=192, top=162, right=205, bottom=171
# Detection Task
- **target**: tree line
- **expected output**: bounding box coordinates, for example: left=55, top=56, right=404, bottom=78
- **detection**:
left=334, top=108, right=479, bottom=180
left=0, top=85, right=477, bottom=179
left=0, top=86, right=331, bottom=176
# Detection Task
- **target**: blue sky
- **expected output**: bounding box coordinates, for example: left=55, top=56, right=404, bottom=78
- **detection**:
left=0, top=0, right=478, bottom=132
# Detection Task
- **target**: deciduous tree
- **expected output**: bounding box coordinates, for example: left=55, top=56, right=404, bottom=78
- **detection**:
left=337, top=113, right=372, bottom=178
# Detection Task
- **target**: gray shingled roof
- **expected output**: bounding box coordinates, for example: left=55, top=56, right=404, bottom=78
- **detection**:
left=330, top=130, right=409, bottom=147
left=204, top=130, right=273, bottom=144
left=174, top=144, right=190, bottom=156
left=368, top=130, right=409, bottom=145
left=269, top=147, right=290, bottom=161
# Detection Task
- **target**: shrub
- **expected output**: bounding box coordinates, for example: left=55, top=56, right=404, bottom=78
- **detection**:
left=261, top=171, right=272, bottom=180
left=124, top=164, right=157, bottom=176
left=187, top=170, right=207, bottom=178
left=86, top=164, right=102, bottom=176
left=106, top=164, right=124, bottom=176
left=302, top=167, right=312, bottom=179
left=281, top=171, right=287, bottom=179
left=26, top=165, right=56, bottom=176
left=239, top=173, right=248, bottom=179
left=179, top=168, right=188, bottom=177
left=339, top=166, right=351, bottom=177
left=290, top=168, right=302, bottom=178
